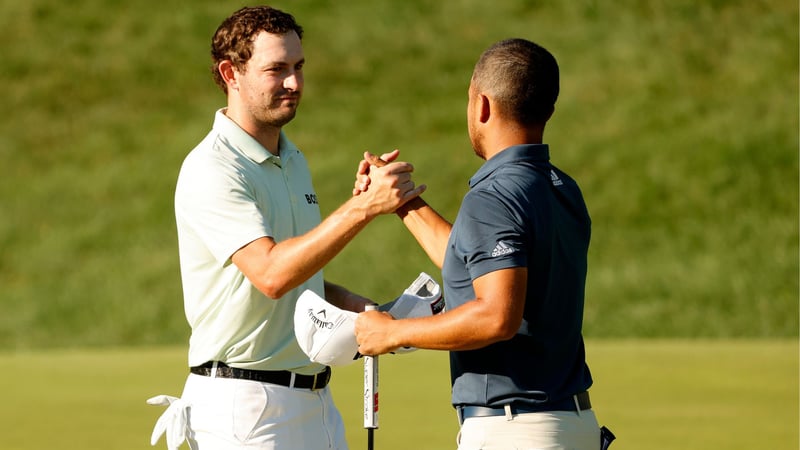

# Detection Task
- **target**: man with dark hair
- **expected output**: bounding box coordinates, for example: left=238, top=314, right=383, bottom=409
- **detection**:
left=149, top=6, right=424, bottom=450
left=355, top=38, right=606, bottom=449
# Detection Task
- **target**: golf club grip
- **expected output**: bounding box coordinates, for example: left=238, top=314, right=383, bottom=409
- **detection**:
left=363, top=305, right=379, bottom=429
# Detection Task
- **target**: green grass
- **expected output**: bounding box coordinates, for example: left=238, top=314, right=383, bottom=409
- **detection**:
left=0, top=340, right=796, bottom=450
left=0, top=0, right=798, bottom=347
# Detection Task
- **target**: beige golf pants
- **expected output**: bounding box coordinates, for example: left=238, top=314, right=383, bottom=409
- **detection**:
left=457, top=408, right=600, bottom=450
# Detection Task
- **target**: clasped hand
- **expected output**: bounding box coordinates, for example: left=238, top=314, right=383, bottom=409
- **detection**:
left=352, top=150, right=425, bottom=213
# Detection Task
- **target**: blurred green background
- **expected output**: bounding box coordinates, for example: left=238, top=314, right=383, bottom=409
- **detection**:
left=1, top=0, right=797, bottom=348
left=0, top=0, right=797, bottom=449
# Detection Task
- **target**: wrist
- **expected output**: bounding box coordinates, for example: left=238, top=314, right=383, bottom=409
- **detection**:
left=395, top=197, right=426, bottom=218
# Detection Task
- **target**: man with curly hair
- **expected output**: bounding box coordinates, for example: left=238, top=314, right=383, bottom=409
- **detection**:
left=149, top=6, right=424, bottom=450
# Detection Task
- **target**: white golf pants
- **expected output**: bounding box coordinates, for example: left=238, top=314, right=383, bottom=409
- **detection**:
left=181, top=373, right=348, bottom=449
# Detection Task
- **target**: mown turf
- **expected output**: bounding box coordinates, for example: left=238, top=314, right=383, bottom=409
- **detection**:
left=0, top=340, right=796, bottom=450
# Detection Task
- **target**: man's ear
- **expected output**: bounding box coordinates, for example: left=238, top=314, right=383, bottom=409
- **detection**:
left=479, top=93, right=491, bottom=124
left=218, top=60, right=238, bottom=91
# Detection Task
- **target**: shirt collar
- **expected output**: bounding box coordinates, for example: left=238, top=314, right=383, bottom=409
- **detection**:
left=212, top=109, right=300, bottom=166
left=469, top=144, right=550, bottom=188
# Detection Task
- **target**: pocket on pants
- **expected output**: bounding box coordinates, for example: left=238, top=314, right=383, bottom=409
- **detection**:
left=232, top=382, right=269, bottom=443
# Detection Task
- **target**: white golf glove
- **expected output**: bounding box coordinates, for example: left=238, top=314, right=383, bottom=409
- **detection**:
left=379, top=272, right=445, bottom=353
left=146, top=395, right=191, bottom=450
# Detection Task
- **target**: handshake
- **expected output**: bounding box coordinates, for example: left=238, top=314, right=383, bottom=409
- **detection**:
left=294, top=272, right=444, bottom=366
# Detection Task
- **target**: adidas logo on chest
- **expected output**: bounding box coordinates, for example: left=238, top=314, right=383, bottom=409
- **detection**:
left=550, top=169, right=563, bottom=186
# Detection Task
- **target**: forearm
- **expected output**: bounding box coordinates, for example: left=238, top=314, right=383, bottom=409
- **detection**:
left=235, top=158, right=424, bottom=299
left=355, top=268, right=525, bottom=355
left=358, top=152, right=448, bottom=265
left=384, top=300, right=509, bottom=352
left=395, top=197, right=452, bottom=268
left=324, top=281, right=376, bottom=313
left=234, top=197, right=376, bottom=299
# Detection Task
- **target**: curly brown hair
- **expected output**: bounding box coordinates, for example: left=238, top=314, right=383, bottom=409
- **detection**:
left=210, top=6, right=304, bottom=94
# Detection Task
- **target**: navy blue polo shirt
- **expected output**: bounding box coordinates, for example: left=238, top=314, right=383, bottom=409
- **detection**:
left=442, top=144, right=593, bottom=408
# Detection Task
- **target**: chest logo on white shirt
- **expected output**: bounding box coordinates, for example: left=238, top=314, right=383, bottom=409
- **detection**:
left=305, top=193, right=318, bottom=204
left=491, top=241, right=516, bottom=257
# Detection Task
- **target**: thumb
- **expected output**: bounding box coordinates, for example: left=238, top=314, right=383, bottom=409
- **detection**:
left=364, top=150, right=399, bottom=167
left=363, top=152, right=386, bottom=168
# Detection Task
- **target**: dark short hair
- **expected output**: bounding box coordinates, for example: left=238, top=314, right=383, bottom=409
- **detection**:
left=471, top=38, right=559, bottom=125
left=210, top=6, right=304, bottom=93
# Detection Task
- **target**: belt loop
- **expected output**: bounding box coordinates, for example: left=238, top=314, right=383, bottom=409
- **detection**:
left=211, top=361, right=218, bottom=379
left=311, top=372, right=319, bottom=390
left=573, top=394, right=581, bottom=417
left=504, top=404, right=513, bottom=421
left=289, top=372, right=297, bottom=388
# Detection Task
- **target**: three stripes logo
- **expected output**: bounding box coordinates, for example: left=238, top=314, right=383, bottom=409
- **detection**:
left=491, top=241, right=516, bottom=257
left=550, top=170, right=563, bottom=186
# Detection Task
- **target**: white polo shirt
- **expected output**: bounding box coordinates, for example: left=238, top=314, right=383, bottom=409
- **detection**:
left=175, top=109, right=325, bottom=374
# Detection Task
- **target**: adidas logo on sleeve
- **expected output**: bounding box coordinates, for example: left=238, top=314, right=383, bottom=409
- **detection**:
left=491, top=241, right=516, bottom=257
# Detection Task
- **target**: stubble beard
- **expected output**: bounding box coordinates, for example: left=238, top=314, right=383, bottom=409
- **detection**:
left=257, top=98, right=300, bottom=128
left=468, top=123, right=486, bottom=159
left=265, top=107, right=297, bottom=128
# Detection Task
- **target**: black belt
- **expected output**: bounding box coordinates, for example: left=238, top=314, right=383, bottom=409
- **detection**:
left=457, top=391, right=592, bottom=424
left=190, top=361, right=331, bottom=390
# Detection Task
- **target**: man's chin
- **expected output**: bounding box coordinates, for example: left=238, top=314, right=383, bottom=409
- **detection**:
left=266, top=109, right=298, bottom=128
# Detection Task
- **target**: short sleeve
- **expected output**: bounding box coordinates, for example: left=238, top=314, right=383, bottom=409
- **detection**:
left=175, top=150, right=271, bottom=265
left=455, top=189, right=528, bottom=280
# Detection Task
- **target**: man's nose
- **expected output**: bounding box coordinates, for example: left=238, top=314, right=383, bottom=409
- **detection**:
left=284, top=72, right=302, bottom=91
